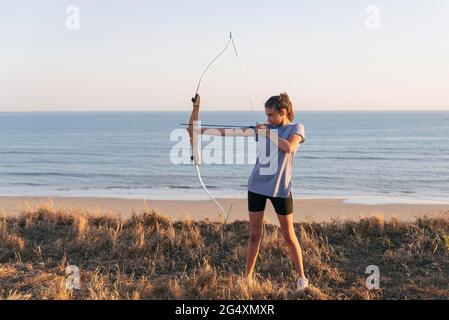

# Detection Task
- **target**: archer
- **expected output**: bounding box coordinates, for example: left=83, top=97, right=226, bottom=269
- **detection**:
left=186, top=92, right=309, bottom=291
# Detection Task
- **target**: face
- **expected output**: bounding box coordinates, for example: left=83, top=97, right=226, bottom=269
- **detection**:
left=265, top=106, right=286, bottom=125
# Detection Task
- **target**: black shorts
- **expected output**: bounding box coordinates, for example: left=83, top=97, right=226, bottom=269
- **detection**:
left=248, top=191, right=293, bottom=215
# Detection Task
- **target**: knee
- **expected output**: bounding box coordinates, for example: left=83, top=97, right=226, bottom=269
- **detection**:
left=282, top=232, right=298, bottom=245
left=249, top=231, right=262, bottom=243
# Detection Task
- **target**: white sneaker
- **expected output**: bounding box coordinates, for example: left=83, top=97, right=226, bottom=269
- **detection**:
left=297, top=278, right=309, bottom=291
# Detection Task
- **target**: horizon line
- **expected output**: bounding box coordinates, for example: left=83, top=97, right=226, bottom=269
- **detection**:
left=0, top=109, right=449, bottom=113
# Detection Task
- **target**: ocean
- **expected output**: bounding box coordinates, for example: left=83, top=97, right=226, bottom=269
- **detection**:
left=1, top=111, right=448, bottom=204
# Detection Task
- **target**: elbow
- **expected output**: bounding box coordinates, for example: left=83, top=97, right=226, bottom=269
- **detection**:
left=286, top=142, right=300, bottom=153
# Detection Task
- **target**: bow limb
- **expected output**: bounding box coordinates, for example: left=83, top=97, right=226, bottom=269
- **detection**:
left=194, top=165, right=227, bottom=221
left=188, top=94, right=228, bottom=222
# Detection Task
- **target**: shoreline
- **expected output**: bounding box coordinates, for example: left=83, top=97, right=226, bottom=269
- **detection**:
left=1, top=195, right=448, bottom=224
left=2, top=191, right=448, bottom=205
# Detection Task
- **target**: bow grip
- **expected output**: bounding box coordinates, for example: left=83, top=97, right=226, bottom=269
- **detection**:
left=191, top=94, right=199, bottom=103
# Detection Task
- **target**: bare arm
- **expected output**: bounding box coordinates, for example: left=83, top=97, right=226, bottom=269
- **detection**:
left=194, top=127, right=256, bottom=137
left=274, top=133, right=304, bottom=153
left=189, top=124, right=303, bottom=152
left=257, top=125, right=304, bottom=153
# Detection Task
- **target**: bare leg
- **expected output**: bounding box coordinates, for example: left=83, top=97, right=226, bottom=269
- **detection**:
left=245, top=211, right=264, bottom=279
left=277, top=214, right=305, bottom=278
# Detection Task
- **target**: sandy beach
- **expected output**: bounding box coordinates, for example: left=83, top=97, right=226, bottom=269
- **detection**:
left=1, top=196, right=448, bottom=224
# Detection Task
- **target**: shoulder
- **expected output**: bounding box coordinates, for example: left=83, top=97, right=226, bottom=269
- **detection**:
left=289, top=123, right=305, bottom=133
left=289, top=123, right=305, bottom=142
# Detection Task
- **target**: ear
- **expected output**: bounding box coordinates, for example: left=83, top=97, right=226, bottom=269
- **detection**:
left=279, top=108, right=287, bottom=117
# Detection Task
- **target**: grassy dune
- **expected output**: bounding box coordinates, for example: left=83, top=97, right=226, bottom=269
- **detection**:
left=1, top=202, right=448, bottom=300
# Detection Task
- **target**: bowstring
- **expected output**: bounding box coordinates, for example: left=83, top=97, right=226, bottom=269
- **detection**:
left=230, top=33, right=259, bottom=125
left=224, top=33, right=258, bottom=224
left=193, top=33, right=257, bottom=225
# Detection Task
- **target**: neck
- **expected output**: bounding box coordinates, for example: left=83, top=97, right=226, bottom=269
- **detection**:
left=271, top=118, right=291, bottom=127
left=281, top=117, right=291, bottom=126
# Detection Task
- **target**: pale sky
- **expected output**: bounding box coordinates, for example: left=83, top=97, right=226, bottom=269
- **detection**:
left=1, top=0, right=449, bottom=112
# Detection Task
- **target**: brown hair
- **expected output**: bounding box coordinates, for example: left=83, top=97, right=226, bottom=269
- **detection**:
left=264, top=92, right=294, bottom=122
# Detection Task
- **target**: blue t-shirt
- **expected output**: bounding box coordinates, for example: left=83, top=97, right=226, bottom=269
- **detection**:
left=247, top=123, right=305, bottom=198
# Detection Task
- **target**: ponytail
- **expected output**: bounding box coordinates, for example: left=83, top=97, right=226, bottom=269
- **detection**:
left=265, top=92, right=295, bottom=122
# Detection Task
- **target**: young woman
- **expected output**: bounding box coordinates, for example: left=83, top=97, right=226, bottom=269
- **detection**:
left=188, top=92, right=308, bottom=290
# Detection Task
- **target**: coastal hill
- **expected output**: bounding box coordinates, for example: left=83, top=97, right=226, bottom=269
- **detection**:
left=1, top=203, right=448, bottom=300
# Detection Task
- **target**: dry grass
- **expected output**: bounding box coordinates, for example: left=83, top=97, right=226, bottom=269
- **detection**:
left=0, top=203, right=448, bottom=300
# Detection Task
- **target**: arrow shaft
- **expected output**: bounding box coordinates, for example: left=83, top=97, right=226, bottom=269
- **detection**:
left=181, top=123, right=255, bottom=128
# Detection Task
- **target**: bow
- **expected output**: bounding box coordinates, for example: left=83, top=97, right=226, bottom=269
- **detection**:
left=188, top=93, right=228, bottom=223
left=188, top=33, right=257, bottom=224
